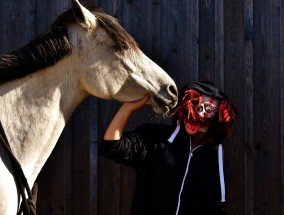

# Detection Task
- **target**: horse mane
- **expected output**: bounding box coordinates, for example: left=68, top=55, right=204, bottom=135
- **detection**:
left=0, top=5, right=138, bottom=85
left=0, top=28, right=71, bottom=85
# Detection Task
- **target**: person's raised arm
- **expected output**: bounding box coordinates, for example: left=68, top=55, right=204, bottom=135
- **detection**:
left=103, top=94, right=150, bottom=141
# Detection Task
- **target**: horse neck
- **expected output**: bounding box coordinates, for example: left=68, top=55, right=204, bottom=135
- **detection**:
left=0, top=57, right=88, bottom=186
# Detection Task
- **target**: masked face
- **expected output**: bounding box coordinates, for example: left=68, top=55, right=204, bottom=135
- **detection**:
left=184, top=95, right=220, bottom=135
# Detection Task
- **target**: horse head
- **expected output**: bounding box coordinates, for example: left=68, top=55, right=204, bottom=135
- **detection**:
left=64, top=0, right=178, bottom=114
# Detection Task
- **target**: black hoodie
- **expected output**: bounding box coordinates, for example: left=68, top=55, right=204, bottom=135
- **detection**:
left=100, top=122, right=227, bottom=215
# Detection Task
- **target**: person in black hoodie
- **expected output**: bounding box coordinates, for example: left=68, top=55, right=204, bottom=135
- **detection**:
left=100, top=81, right=237, bottom=215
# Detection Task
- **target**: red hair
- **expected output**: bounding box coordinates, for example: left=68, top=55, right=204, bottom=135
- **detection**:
left=219, top=100, right=237, bottom=126
left=170, top=89, right=202, bottom=122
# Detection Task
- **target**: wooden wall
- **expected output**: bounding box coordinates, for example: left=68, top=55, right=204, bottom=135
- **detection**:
left=0, top=0, right=283, bottom=214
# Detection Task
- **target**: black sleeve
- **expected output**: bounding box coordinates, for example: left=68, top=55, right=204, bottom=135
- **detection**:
left=99, top=123, right=164, bottom=166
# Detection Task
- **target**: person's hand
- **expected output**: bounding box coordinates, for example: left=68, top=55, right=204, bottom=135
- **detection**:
left=121, top=94, right=150, bottom=113
left=104, top=94, right=150, bottom=141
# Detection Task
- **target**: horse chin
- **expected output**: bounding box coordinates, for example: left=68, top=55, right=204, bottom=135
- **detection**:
left=152, top=105, right=169, bottom=116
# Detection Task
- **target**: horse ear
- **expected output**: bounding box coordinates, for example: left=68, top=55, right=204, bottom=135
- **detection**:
left=71, top=0, right=98, bottom=29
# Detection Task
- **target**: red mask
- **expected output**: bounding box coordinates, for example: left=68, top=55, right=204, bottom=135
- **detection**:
left=183, top=95, right=220, bottom=134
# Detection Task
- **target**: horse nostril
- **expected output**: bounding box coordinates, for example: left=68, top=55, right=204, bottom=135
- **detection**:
left=168, top=85, right=178, bottom=97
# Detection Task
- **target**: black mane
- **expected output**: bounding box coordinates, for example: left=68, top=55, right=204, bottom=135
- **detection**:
left=0, top=5, right=138, bottom=85
left=0, top=28, right=71, bottom=84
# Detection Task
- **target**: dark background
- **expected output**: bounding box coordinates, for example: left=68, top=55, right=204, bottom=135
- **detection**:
left=0, top=0, right=283, bottom=214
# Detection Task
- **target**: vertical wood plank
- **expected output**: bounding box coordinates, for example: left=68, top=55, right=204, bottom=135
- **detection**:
left=176, top=0, right=192, bottom=85
left=0, top=0, right=35, bottom=54
left=198, top=0, right=215, bottom=81
left=160, top=0, right=196, bottom=88
left=224, top=1, right=245, bottom=214
left=145, top=0, right=162, bottom=67
left=160, top=0, right=180, bottom=85
left=243, top=0, right=254, bottom=214
left=98, top=0, right=119, bottom=15
left=36, top=127, right=72, bottom=215
left=89, top=97, right=98, bottom=215
left=280, top=1, right=284, bottom=214
left=214, top=0, right=224, bottom=88
left=253, top=0, right=281, bottom=214
left=63, top=123, right=73, bottom=215
left=189, top=0, right=199, bottom=82
left=35, top=0, right=70, bottom=34
left=71, top=98, right=91, bottom=215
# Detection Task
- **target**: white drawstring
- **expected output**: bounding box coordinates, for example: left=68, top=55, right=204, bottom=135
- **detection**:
left=218, top=144, right=226, bottom=202
left=168, top=121, right=180, bottom=143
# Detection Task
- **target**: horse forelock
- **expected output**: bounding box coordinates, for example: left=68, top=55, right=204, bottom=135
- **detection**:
left=52, top=5, right=139, bottom=53
left=93, top=10, right=139, bottom=53
left=0, top=28, right=72, bottom=85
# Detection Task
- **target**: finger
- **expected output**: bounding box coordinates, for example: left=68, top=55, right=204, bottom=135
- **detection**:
left=142, top=94, right=150, bottom=102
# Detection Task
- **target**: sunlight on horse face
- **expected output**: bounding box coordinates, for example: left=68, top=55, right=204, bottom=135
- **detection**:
left=70, top=0, right=178, bottom=114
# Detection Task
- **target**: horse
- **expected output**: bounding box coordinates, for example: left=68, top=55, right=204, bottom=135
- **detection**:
left=0, top=0, right=178, bottom=214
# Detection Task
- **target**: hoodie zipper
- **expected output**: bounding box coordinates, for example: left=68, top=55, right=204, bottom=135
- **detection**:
left=175, top=136, right=203, bottom=215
